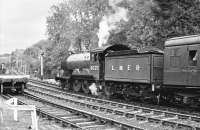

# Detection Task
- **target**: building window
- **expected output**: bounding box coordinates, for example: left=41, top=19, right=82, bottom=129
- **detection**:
left=189, top=50, right=198, bottom=66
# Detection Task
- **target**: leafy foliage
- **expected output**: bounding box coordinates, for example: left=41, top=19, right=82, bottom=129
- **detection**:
left=46, top=0, right=109, bottom=52
left=107, top=0, right=156, bottom=47
left=151, top=0, right=200, bottom=47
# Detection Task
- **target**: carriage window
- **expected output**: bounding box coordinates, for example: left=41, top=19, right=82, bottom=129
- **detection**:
left=170, top=56, right=180, bottom=67
left=170, top=48, right=180, bottom=67
left=189, top=50, right=197, bottom=66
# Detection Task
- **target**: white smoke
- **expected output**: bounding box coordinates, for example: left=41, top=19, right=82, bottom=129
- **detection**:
left=97, top=0, right=128, bottom=47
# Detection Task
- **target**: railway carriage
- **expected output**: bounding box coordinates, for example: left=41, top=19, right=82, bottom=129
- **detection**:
left=162, top=35, right=200, bottom=106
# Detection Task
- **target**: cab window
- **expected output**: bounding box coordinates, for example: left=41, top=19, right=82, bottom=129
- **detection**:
left=94, top=53, right=98, bottom=62
left=91, top=53, right=98, bottom=62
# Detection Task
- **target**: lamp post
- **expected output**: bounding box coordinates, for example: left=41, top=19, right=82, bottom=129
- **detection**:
left=40, top=52, right=44, bottom=80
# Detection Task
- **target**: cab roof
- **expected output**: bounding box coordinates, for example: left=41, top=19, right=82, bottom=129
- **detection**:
left=91, top=44, right=131, bottom=54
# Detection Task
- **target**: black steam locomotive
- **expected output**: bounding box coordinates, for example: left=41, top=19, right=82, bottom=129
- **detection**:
left=56, top=35, right=200, bottom=107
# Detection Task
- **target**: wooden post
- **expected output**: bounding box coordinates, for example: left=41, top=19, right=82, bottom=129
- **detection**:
left=21, top=83, right=24, bottom=94
left=0, top=84, right=3, bottom=94
left=13, top=98, right=18, bottom=121
left=31, top=106, right=38, bottom=130
left=40, top=52, right=44, bottom=80
left=0, top=108, right=3, bottom=123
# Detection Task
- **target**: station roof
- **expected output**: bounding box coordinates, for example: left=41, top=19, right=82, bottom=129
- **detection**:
left=165, top=34, right=200, bottom=47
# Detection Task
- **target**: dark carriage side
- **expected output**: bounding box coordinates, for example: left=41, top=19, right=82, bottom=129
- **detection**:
left=104, top=48, right=164, bottom=101
left=163, top=35, right=200, bottom=107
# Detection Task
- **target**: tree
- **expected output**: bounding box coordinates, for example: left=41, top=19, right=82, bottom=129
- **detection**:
left=46, top=0, right=109, bottom=52
left=151, top=0, right=200, bottom=48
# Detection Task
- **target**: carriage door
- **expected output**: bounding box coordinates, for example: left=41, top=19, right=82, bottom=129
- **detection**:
left=164, top=45, right=188, bottom=86
left=187, top=45, right=200, bottom=86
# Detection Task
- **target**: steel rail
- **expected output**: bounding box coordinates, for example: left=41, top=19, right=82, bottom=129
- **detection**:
left=26, top=82, right=200, bottom=130
left=28, top=79, right=200, bottom=120
left=1, top=94, right=97, bottom=129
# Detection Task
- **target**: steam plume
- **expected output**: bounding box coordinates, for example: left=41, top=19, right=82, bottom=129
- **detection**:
left=89, top=83, right=98, bottom=95
left=97, top=0, right=128, bottom=47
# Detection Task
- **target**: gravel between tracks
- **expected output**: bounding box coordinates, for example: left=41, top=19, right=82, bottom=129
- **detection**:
left=25, top=88, right=180, bottom=130
left=27, top=80, right=200, bottom=130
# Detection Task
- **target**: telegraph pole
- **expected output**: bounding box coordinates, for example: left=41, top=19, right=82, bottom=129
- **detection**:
left=40, top=52, right=44, bottom=80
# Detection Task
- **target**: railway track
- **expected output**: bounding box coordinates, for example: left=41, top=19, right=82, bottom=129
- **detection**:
left=29, top=78, right=200, bottom=115
left=2, top=94, right=120, bottom=130
left=27, top=79, right=200, bottom=130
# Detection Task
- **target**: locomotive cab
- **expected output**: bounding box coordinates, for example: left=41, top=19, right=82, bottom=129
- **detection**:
left=90, top=44, right=131, bottom=81
left=90, top=51, right=104, bottom=81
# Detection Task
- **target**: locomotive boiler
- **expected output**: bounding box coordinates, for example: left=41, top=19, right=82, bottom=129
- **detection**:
left=56, top=52, right=95, bottom=93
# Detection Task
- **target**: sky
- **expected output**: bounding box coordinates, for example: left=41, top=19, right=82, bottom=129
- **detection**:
left=0, top=0, right=61, bottom=54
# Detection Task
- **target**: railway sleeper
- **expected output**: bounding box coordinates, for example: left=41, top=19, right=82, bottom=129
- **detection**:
left=26, top=82, right=200, bottom=129
left=76, top=121, right=98, bottom=126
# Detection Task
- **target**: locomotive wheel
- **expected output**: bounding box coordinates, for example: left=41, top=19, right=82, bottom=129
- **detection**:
left=82, top=81, right=90, bottom=94
left=64, top=83, right=70, bottom=91
left=21, top=83, right=24, bottom=94
left=122, top=85, right=137, bottom=101
left=60, top=81, right=70, bottom=91
left=104, top=84, right=112, bottom=99
left=60, top=81, right=65, bottom=90
left=72, top=80, right=81, bottom=92
left=16, top=84, right=24, bottom=94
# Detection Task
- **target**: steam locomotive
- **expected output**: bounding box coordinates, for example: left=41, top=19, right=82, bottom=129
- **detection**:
left=56, top=35, right=200, bottom=107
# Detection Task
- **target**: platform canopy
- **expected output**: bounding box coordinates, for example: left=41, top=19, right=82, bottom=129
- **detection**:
left=0, top=75, right=29, bottom=83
